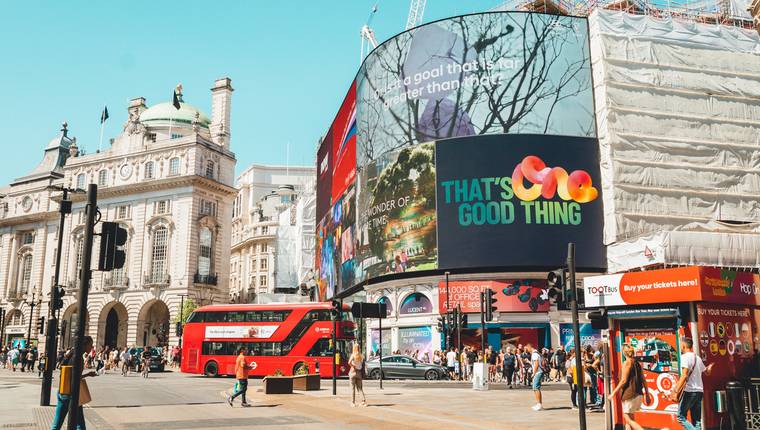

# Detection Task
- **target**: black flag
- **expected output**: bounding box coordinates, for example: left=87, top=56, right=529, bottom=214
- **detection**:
left=100, top=106, right=109, bottom=124
left=172, top=90, right=181, bottom=110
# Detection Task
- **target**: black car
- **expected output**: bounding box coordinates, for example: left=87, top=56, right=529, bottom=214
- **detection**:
left=365, top=355, right=448, bottom=380
left=130, top=347, right=166, bottom=372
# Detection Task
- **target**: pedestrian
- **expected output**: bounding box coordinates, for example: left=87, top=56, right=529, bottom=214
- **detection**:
left=669, top=338, right=714, bottom=430
left=466, top=347, right=476, bottom=382
left=9, top=346, right=19, bottom=372
left=566, top=349, right=578, bottom=409
left=555, top=345, right=567, bottom=381
left=504, top=347, right=517, bottom=388
left=460, top=347, right=470, bottom=381
left=26, top=349, right=35, bottom=372
left=487, top=346, right=497, bottom=382
left=141, top=348, right=151, bottom=378
left=227, top=346, right=253, bottom=407
left=19, top=347, right=27, bottom=372
left=121, top=347, right=131, bottom=376
left=445, top=348, right=457, bottom=380
left=583, top=345, right=599, bottom=406
left=609, top=343, right=648, bottom=430
left=348, top=343, right=367, bottom=407
left=50, top=336, right=97, bottom=430
left=453, top=347, right=461, bottom=380
left=527, top=344, right=545, bottom=411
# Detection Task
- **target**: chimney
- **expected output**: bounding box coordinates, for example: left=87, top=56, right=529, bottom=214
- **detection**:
left=210, top=77, right=233, bottom=149
left=128, top=97, right=147, bottom=121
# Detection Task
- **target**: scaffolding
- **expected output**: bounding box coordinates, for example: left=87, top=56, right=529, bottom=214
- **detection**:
left=494, top=0, right=756, bottom=30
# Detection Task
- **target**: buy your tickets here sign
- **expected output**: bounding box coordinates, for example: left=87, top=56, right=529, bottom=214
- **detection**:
left=583, top=266, right=760, bottom=308
left=438, top=280, right=550, bottom=313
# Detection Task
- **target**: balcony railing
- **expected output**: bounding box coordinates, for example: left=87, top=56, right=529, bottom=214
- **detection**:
left=194, top=273, right=218, bottom=285
left=144, top=272, right=170, bottom=286
left=103, top=276, right=129, bottom=288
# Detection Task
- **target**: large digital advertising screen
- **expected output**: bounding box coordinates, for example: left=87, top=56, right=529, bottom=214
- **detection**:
left=315, top=12, right=601, bottom=300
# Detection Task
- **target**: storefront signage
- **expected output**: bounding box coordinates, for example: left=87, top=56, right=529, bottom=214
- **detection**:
left=399, top=293, right=433, bottom=315
left=398, top=326, right=433, bottom=358
left=583, top=266, right=760, bottom=308
left=204, top=325, right=278, bottom=339
left=5, top=327, right=26, bottom=334
left=559, top=323, right=602, bottom=349
left=438, top=279, right=549, bottom=313
left=370, top=329, right=392, bottom=355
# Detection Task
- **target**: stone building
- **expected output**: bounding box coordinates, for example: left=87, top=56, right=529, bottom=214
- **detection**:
left=0, top=78, right=236, bottom=350
left=229, top=165, right=315, bottom=303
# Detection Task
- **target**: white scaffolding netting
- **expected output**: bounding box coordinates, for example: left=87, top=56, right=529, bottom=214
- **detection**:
left=589, top=9, right=760, bottom=271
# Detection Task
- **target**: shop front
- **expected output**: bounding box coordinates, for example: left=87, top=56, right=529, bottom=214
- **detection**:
left=439, top=279, right=552, bottom=350
left=584, top=266, right=760, bottom=430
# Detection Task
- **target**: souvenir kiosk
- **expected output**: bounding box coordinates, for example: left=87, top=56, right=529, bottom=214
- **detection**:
left=584, top=266, right=760, bottom=430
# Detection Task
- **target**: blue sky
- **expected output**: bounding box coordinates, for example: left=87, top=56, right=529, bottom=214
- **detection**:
left=0, top=1, right=499, bottom=183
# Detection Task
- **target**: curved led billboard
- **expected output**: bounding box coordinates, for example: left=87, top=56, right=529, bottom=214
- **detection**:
left=316, top=11, right=603, bottom=301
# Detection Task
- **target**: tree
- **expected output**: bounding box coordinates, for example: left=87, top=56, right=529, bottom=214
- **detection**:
left=172, top=298, right=198, bottom=324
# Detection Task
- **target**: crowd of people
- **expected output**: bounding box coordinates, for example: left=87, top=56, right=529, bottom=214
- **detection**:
left=0, top=344, right=40, bottom=374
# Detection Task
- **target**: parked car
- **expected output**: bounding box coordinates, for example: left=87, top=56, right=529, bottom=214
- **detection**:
left=130, top=347, right=166, bottom=372
left=365, top=355, right=447, bottom=380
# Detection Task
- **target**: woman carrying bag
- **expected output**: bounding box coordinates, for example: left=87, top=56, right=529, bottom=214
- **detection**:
left=51, top=336, right=97, bottom=430
left=348, top=343, right=367, bottom=407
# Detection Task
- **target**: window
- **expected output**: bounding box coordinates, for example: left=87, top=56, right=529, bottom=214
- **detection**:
left=144, top=161, right=154, bottom=179
left=198, top=227, right=212, bottom=276
left=259, top=275, right=267, bottom=287
left=259, top=258, right=267, bottom=271
left=201, top=341, right=283, bottom=356
left=22, top=232, right=34, bottom=245
left=171, top=133, right=182, bottom=139
left=6, top=310, right=24, bottom=327
left=151, top=226, right=168, bottom=278
left=169, top=157, right=180, bottom=176
left=18, top=254, right=33, bottom=293
left=205, top=160, right=215, bottom=179
left=261, top=226, right=269, bottom=235
left=200, top=200, right=216, bottom=216
left=116, top=205, right=130, bottom=220
left=74, top=238, right=84, bottom=282
left=155, top=200, right=170, bottom=215
left=98, top=170, right=108, bottom=186
left=76, top=173, right=86, bottom=189
left=148, top=133, right=157, bottom=143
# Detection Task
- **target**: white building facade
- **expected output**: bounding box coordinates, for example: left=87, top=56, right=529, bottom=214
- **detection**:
left=229, top=165, right=315, bottom=303
left=0, top=78, right=236, bottom=350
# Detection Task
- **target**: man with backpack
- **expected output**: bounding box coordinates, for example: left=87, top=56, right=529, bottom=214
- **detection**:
left=609, top=343, right=649, bottom=430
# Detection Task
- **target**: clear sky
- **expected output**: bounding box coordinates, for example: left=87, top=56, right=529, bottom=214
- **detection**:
left=0, top=1, right=499, bottom=183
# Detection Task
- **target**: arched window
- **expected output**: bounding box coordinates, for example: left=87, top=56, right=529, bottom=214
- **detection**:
left=144, top=161, right=155, bottom=179
left=17, top=254, right=33, bottom=296
left=98, top=169, right=108, bottom=186
left=169, top=157, right=180, bottom=176
left=198, top=227, right=213, bottom=276
left=76, top=173, right=86, bottom=189
left=378, top=296, right=393, bottom=317
left=150, top=226, right=168, bottom=282
left=399, top=292, right=433, bottom=315
left=6, top=309, right=23, bottom=326
left=205, top=160, right=214, bottom=179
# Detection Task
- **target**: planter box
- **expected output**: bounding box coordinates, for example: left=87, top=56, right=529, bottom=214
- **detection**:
left=292, top=374, right=321, bottom=391
left=263, top=376, right=293, bottom=394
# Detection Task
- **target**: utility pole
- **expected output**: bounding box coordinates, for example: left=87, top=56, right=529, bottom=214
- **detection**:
left=41, top=186, right=72, bottom=406
left=568, top=242, right=587, bottom=430
left=67, top=184, right=97, bottom=430
left=0, top=308, right=5, bottom=347
left=25, top=292, right=39, bottom=348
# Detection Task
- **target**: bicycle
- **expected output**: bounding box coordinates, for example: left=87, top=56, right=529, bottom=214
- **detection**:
left=141, top=359, right=150, bottom=378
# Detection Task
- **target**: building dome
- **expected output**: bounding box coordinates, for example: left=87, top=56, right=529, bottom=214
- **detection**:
left=139, top=102, right=211, bottom=127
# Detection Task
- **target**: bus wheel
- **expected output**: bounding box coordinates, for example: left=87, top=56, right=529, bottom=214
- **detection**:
left=293, top=362, right=308, bottom=376
left=204, top=361, right=219, bottom=377
left=370, top=369, right=383, bottom=380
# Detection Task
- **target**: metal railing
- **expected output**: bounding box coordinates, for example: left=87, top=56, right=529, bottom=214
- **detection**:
left=144, top=272, right=170, bottom=286
left=103, top=276, right=129, bottom=288
left=193, top=273, right=218, bottom=285
left=745, top=378, right=760, bottom=429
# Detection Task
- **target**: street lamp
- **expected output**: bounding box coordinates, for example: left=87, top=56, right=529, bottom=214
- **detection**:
left=24, top=291, right=41, bottom=348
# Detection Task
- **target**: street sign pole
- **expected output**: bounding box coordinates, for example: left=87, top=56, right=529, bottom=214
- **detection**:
left=67, top=184, right=97, bottom=430
left=568, top=242, right=587, bottom=430
left=42, top=187, right=73, bottom=405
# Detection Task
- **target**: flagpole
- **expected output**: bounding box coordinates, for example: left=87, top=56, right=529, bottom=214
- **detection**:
left=98, top=120, right=104, bottom=153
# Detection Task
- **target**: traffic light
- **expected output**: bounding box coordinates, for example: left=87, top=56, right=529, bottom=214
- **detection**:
left=436, top=315, right=446, bottom=333
left=484, top=289, right=497, bottom=321
left=37, top=317, right=45, bottom=334
left=51, top=286, right=65, bottom=311
left=98, top=222, right=128, bottom=271
left=547, top=268, right=568, bottom=304
left=459, top=310, right=467, bottom=328
left=586, top=310, right=608, bottom=330
left=175, top=322, right=183, bottom=337
left=330, top=300, right=342, bottom=320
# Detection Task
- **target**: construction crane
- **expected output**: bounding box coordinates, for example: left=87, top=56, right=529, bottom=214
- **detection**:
left=360, top=3, right=380, bottom=63
left=405, top=0, right=427, bottom=29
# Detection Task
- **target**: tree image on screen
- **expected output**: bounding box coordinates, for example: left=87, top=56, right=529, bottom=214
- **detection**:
left=357, top=12, right=593, bottom=165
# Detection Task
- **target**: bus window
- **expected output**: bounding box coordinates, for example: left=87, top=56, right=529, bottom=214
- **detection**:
left=307, top=339, right=332, bottom=357
left=260, top=342, right=282, bottom=356
left=186, top=312, right=204, bottom=323
left=227, top=311, right=247, bottom=323
left=202, top=341, right=226, bottom=355
left=205, top=312, right=227, bottom=323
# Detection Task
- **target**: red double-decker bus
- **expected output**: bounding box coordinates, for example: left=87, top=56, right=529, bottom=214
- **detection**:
left=180, top=302, right=355, bottom=378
